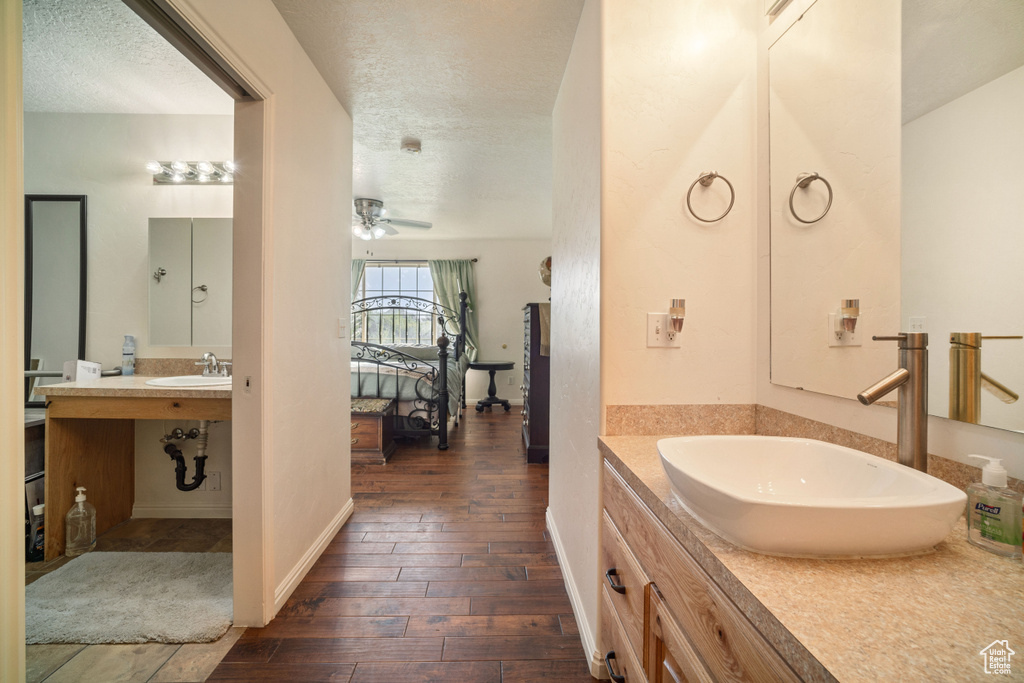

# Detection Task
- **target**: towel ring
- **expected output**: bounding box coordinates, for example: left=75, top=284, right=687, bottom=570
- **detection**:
left=192, top=285, right=208, bottom=304
left=789, top=172, right=833, bottom=224
left=686, top=171, right=735, bottom=223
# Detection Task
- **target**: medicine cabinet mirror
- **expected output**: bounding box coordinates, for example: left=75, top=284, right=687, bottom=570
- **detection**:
left=769, top=0, right=1024, bottom=433
left=149, top=217, right=232, bottom=347
left=24, top=195, right=87, bottom=405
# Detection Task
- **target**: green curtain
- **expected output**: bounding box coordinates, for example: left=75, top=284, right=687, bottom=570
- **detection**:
left=351, top=259, right=366, bottom=302
left=428, top=259, right=479, bottom=360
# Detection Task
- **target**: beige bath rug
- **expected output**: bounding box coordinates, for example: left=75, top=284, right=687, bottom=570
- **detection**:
left=26, top=552, right=232, bottom=644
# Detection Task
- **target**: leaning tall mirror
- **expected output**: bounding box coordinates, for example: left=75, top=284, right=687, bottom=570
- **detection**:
left=770, top=0, right=1024, bottom=433
left=25, top=195, right=87, bottom=405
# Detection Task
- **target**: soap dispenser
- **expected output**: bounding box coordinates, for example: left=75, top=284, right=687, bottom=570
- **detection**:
left=966, top=455, right=1022, bottom=559
left=65, top=487, right=96, bottom=557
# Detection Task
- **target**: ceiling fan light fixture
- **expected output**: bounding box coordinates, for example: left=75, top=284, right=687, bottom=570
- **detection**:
left=352, top=224, right=367, bottom=238
left=371, top=225, right=387, bottom=239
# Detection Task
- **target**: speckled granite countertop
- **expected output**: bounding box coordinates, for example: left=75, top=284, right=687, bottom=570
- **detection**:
left=600, top=435, right=1024, bottom=683
left=35, top=375, right=232, bottom=400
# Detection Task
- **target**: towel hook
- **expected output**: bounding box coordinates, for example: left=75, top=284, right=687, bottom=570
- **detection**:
left=192, top=284, right=208, bottom=304
left=686, top=171, right=735, bottom=223
left=789, top=172, right=833, bottom=224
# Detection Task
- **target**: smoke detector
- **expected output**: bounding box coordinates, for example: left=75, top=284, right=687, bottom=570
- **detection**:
left=401, top=138, right=421, bottom=154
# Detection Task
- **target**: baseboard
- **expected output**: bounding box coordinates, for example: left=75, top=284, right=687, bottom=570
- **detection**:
left=273, top=498, right=353, bottom=614
left=132, top=504, right=232, bottom=518
left=546, top=507, right=606, bottom=679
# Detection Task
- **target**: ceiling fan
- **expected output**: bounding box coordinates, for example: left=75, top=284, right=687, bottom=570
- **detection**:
left=352, top=198, right=432, bottom=240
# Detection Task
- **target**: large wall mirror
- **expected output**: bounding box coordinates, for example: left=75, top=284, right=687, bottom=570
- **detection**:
left=770, top=0, right=1024, bottom=433
left=149, top=217, right=232, bottom=347
left=25, top=195, right=87, bottom=405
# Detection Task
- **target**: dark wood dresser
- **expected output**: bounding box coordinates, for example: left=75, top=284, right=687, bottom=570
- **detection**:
left=521, top=303, right=550, bottom=463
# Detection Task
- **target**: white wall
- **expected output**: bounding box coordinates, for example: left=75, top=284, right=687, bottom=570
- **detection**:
left=356, top=239, right=552, bottom=401
left=24, top=112, right=235, bottom=516
left=600, top=0, right=758, bottom=411
left=1, top=1, right=26, bottom=678
left=903, top=64, right=1024, bottom=432
left=548, top=0, right=602, bottom=673
left=756, top=1, right=1024, bottom=479
left=23, top=112, right=234, bottom=366
left=167, top=0, right=354, bottom=624
left=768, top=0, right=900, bottom=399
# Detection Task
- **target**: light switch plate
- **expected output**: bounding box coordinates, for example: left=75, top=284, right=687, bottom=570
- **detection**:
left=208, top=471, right=222, bottom=491
left=647, top=313, right=680, bottom=348
left=827, top=313, right=862, bottom=347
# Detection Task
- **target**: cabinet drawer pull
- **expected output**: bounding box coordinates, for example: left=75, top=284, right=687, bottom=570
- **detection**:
left=351, top=437, right=359, bottom=445
left=605, top=568, right=626, bottom=594
left=351, top=422, right=359, bottom=430
left=604, top=651, right=626, bottom=683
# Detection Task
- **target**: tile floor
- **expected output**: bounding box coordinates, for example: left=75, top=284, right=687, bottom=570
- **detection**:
left=25, top=518, right=236, bottom=683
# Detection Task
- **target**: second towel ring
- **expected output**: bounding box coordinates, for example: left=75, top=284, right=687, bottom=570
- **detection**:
left=686, top=171, right=735, bottom=223
left=789, top=172, right=833, bottom=224
left=192, top=285, right=208, bottom=304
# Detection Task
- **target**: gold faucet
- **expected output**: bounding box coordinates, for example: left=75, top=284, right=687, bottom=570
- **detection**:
left=948, top=333, right=1021, bottom=424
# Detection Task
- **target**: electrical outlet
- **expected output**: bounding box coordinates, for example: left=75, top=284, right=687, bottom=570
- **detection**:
left=508, top=376, right=514, bottom=385
left=647, top=313, right=680, bottom=348
left=208, top=471, right=222, bottom=491
left=909, top=316, right=927, bottom=332
left=827, top=313, right=862, bottom=347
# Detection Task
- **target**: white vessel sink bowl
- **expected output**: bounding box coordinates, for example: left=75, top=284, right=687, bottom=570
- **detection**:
left=144, top=376, right=232, bottom=387
left=658, top=436, right=966, bottom=558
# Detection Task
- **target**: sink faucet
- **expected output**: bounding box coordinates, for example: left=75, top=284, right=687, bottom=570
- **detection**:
left=857, top=333, right=928, bottom=472
left=196, top=352, right=221, bottom=377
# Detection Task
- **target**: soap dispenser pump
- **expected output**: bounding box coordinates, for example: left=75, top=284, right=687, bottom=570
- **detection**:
left=966, top=455, right=1022, bottom=559
left=64, top=486, right=96, bottom=557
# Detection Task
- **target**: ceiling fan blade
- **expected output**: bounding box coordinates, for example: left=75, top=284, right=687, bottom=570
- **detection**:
left=381, top=223, right=399, bottom=236
left=385, top=218, right=432, bottom=230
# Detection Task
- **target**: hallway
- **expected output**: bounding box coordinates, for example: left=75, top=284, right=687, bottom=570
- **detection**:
left=209, top=410, right=597, bottom=682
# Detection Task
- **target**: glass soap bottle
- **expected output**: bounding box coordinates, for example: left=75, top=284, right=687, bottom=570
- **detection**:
left=65, top=486, right=96, bottom=557
left=966, top=455, right=1023, bottom=559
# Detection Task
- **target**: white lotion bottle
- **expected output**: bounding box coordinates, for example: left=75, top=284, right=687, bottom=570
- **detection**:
left=966, top=455, right=1023, bottom=559
left=121, top=335, right=135, bottom=376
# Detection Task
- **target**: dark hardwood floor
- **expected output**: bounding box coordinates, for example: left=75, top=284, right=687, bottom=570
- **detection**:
left=209, top=409, right=598, bottom=682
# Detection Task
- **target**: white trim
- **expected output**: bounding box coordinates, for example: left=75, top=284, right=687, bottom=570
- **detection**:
left=547, top=506, right=604, bottom=678
left=273, top=498, right=353, bottom=614
left=132, top=504, right=232, bottom=519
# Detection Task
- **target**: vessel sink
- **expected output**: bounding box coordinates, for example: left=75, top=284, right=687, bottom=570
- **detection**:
left=658, top=435, right=966, bottom=558
left=144, top=375, right=232, bottom=387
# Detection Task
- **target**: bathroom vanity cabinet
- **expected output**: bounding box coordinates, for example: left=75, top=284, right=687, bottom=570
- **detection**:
left=37, top=378, right=230, bottom=560
left=602, top=461, right=802, bottom=682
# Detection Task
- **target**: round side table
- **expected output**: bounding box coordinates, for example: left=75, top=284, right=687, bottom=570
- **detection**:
left=469, top=360, right=515, bottom=412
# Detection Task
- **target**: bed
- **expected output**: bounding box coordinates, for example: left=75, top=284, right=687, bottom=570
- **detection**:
left=350, top=293, right=470, bottom=450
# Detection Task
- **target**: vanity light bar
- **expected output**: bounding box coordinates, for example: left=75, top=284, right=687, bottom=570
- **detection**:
left=146, top=160, right=235, bottom=185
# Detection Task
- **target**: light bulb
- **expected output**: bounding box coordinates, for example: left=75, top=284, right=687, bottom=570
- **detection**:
left=371, top=226, right=387, bottom=239
left=198, top=174, right=210, bottom=183
left=171, top=173, right=184, bottom=183
left=197, top=161, right=214, bottom=174
left=171, top=160, right=188, bottom=173
left=359, top=230, right=372, bottom=241
left=352, top=225, right=366, bottom=238
left=145, top=160, right=163, bottom=174
left=221, top=174, right=233, bottom=183
left=223, top=160, right=237, bottom=173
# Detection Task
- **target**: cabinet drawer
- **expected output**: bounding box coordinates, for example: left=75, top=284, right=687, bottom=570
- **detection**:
left=602, top=510, right=649, bottom=664
left=601, top=587, right=648, bottom=683
left=603, top=462, right=800, bottom=683
left=648, top=583, right=714, bottom=683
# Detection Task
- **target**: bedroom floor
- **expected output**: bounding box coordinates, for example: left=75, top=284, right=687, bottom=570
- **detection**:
left=210, top=409, right=597, bottom=682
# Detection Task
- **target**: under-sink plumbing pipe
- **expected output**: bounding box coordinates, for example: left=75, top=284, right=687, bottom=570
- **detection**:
left=162, top=420, right=210, bottom=491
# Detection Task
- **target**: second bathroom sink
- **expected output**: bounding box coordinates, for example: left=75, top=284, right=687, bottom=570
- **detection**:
left=658, top=435, right=966, bottom=558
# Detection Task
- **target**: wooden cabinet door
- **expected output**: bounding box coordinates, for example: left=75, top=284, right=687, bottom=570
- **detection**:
left=648, top=583, right=714, bottom=683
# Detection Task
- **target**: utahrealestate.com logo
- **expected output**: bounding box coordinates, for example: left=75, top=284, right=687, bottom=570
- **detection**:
left=980, top=640, right=1015, bottom=675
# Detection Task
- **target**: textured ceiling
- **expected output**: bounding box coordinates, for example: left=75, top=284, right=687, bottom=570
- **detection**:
left=903, top=0, right=1024, bottom=123
left=22, top=0, right=233, bottom=115
left=272, top=0, right=585, bottom=241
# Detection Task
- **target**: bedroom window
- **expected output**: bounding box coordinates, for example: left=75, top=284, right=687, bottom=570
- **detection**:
left=355, top=262, right=437, bottom=345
